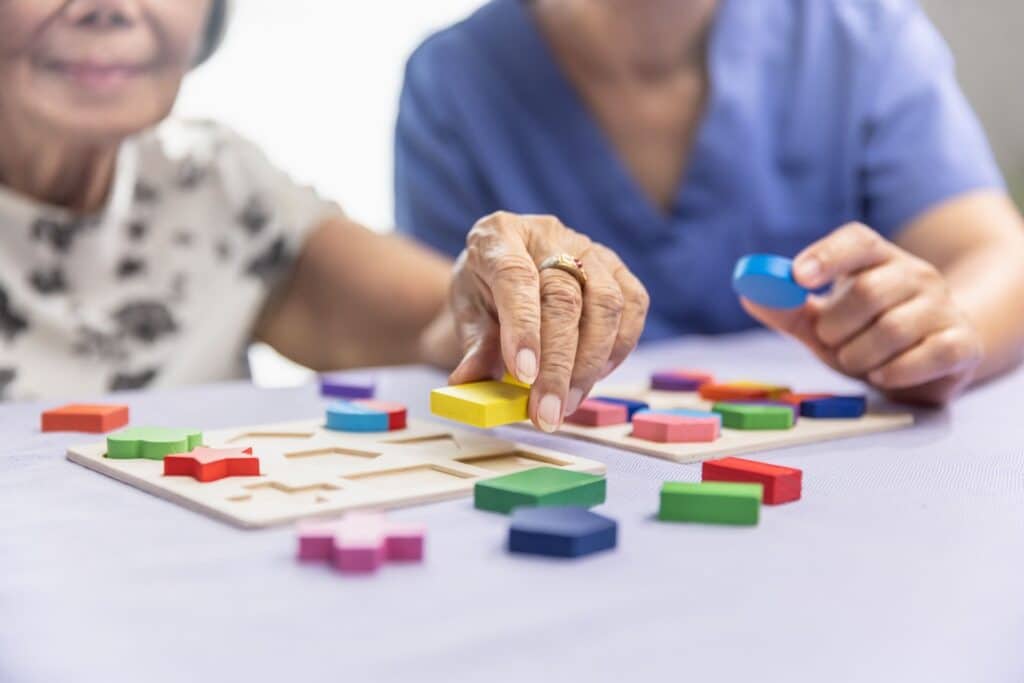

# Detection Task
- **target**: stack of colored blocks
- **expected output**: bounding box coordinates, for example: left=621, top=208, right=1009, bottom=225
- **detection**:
left=326, top=400, right=407, bottom=432
left=430, top=380, right=529, bottom=428
left=658, top=455, right=804, bottom=525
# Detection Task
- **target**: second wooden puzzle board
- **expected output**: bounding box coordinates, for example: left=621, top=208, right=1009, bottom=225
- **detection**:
left=67, top=418, right=605, bottom=528
left=530, top=386, right=914, bottom=464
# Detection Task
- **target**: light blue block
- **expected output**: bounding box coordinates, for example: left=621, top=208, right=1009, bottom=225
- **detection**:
left=636, top=408, right=723, bottom=426
left=732, top=253, right=809, bottom=309
left=326, top=401, right=389, bottom=432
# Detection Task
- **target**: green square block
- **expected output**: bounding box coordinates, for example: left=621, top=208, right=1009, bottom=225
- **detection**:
left=658, top=481, right=763, bottom=525
left=106, top=427, right=203, bottom=460
left=712, top=402, right=794, bottom=430
left=474, top=467, right=606, bottom=514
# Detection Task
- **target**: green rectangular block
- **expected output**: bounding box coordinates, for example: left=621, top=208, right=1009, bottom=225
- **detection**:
left=712, top=402, right=794, bottom=430
left=474, top=466, right=606, bottom=514
left=658, top=481, right=763, bottom=525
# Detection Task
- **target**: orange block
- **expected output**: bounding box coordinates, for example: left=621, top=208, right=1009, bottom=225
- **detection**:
left=41, top=404, right=130, bottom=433
left=700, top=381, right=790, bottom=402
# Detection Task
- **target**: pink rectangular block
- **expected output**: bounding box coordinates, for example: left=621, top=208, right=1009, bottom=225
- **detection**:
left=566, top=399, right=629, bottom=427
left=632, top=413, right=720, bottom=443
left=296, top=521, right=337, bottom=561
left=333, top=543, right=386, bottom=573
left=385, top=523, right=426, bottom=562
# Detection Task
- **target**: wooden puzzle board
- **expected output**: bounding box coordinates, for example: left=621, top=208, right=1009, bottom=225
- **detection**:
left=520, top=385, right=914, bottom=464
left=66, top=417, right=605, bottom=529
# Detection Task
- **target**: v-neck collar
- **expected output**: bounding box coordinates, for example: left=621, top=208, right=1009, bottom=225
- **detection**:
left=479, top=0, right=760, bottom=241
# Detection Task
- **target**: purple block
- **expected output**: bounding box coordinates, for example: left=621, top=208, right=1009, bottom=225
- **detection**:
left=319, top=372, right=376, bottom=399
left=651, top=373, right=703, bottom=392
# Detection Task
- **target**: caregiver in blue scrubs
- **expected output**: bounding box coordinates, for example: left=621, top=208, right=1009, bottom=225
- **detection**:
left=395, top=0, right=1024, bottom=404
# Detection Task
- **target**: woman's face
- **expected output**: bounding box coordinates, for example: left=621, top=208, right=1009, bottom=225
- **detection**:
left=0, top=0, right=212, bottom=143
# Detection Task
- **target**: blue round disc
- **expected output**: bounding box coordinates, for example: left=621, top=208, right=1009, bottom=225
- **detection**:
left=732, top=254, right=809, bottom=309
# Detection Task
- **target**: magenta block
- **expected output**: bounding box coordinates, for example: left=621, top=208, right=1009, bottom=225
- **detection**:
left=386, top=525, right=426, bottom=561
left=650, top=369, right=714, bottom=392
left=296, top=521, right=338, bottom=561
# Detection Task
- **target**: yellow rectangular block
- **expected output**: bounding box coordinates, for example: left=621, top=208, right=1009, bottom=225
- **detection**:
left=431, top=381, right=530, bottom=428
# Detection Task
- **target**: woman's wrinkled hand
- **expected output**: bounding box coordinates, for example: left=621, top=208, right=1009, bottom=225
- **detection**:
left=448, top=211, right=649, bottom=431
left=743, top=223, right=984, bottom=404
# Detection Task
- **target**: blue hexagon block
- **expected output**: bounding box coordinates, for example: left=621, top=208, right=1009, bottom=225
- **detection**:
left=508, top=506, right=618, bottom=558
left=732, top=254, right=809, bottom=309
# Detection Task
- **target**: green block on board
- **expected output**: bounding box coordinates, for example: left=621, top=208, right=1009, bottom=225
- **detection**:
left=712, top=402, right=794, bottom=430
left=474, top=467, right=606, bottom=514
left=658, top=481, right=763, bottom=525
left=106, top=427, right=203, bottom=461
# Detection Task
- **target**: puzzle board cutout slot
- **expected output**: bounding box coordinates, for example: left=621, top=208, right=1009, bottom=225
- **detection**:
left=456, top=450, right=571, bottom=474
left=344, top=464, right=474, bottom=491
left=229, top=481, right=341, bottom=505
left=228, top=431, right=315, bottom=443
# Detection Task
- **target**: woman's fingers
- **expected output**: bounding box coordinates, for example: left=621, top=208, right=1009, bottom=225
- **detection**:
left=592, top=244, right=648, bottom=379
left=868, top=326, right=982, bottom=390
left=531, top=266, right=584, bottom=431
left=563, top=249, right=624, bottom=415
left=834, top=295, right=951, bottom=376
left=464, top=213, right=542, bottom=384
left=814, top=261, right=920, bottom=348
left=792, top=222, right=894, bottom=289
left=458, top=211, right=648, bottom=431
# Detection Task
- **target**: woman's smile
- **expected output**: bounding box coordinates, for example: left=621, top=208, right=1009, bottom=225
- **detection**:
left=36, top=57, right=152, bottom=94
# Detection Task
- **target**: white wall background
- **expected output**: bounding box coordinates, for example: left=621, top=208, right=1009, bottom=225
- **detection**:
left=175, top=0, right=482, bottom=233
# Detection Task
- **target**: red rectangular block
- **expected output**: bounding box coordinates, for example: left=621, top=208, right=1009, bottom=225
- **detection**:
left=632, top=413, right=720, bottom=443
left=702, top=456, right=802, bottom=505
left=41, top=404, right=129, bottom=433
left=566, top=399, right=629, bottom=427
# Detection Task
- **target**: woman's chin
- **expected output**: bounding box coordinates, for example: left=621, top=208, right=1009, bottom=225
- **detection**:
left=20, top=77, right=178, bottom=143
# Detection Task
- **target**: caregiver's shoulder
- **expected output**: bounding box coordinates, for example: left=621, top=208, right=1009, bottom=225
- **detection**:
left=404, top=0, right=930, bottom=77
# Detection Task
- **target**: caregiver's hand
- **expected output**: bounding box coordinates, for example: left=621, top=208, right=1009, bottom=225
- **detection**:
left=448, top=211, right=649, bottom=432
left=742, top=223, right=983, bottom=405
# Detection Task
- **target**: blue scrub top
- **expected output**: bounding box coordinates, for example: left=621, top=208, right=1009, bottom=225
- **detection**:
left=395, top=0, right=1003, bottom=340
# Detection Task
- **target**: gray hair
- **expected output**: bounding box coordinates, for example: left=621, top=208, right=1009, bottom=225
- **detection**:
left=195, top=0, right=229, bottom=66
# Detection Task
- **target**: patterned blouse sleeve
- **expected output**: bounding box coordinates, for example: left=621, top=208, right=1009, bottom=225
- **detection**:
left=211, top=124, right=344, bottom=290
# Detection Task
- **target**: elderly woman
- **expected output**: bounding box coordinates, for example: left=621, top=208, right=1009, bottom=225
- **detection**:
left=396, top=0, right=1024, bottom=404
left=0, top=0, right=649, bottom=432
